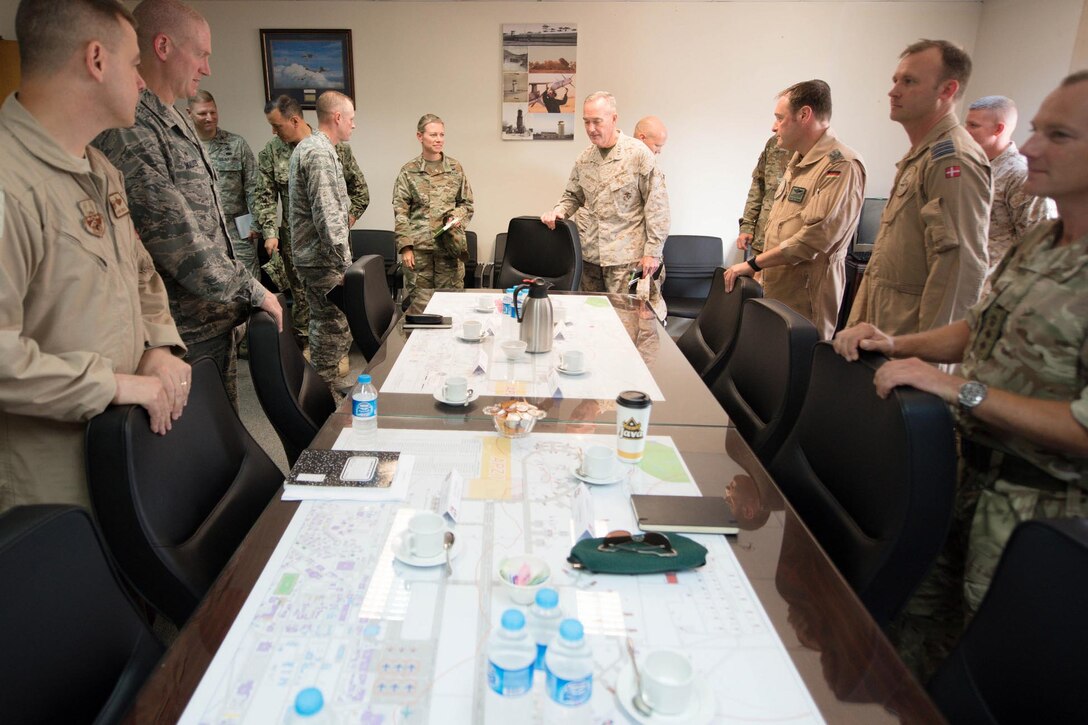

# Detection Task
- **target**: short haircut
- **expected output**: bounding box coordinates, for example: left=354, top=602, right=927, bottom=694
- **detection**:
left=968, top=95, right=1015, bottom=114
left=584, top=91, right=617, bottom=114
left=780, top=79, right=833, bottom=121
left=133, top=0, right=205, bottom=54
left=1062, top=70, right=1088, bottom=87
left=316, top=90, right=353, bottom=121
left=901, top=39, right=972, bottom=99
left=15, top=0, right=135, bottom=76
left=417, top=114, right=444, bottom=133
left=265, top=94, right=303, bottom=119
left=188, top=89, right=215, bottom=106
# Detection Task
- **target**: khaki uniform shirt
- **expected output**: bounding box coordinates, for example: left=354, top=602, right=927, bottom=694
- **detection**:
left=288, top=130, right=351, bottom=278
left=762, top=129, right=866, bottom=340
left=985, top=142, right=1056, bottom=286
left=0, top=96, right=183, bottom=511
left=554, top=132, right=670, bottom=266
left=201, top=127, right=257, bottom=243
left=93, top=89, right=262, bottom=344
left=740, top=134, right=792, bottom=253
left=393, top=154, right=474, bottom=255
left=253, top=131, right=369, bottom=245
left=847, top=113, right=991, bottom=335
left=961, top=220, right=1088, bottom=486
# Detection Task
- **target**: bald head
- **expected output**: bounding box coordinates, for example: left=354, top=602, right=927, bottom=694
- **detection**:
left=634, top=116, right=668, bottom=154
left=965, top=95, right=1018, bottom=159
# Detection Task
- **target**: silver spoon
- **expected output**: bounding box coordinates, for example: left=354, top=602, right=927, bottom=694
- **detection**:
left=626, top=637, right=653, bottom=717
left=443, top=531, right=455, bottom=575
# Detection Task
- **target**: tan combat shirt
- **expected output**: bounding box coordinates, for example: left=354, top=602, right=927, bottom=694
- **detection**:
left=554, top=132, right=670, bottom=266
left=762, top=129, right=866, bottom=340
left=984, top=142, right=1056, bottom=288
left=847, top=113, right=991, bottom=335
left=0, top=96, right=183, bottom=511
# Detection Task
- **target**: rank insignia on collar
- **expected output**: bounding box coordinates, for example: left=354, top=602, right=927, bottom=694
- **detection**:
left=108, top=192, right=130, bottom=218
left=78, top=199, right=105, bottom=237
left=787, top=185, right=807, bottom=203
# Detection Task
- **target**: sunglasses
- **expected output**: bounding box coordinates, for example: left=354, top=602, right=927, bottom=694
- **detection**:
left=596, top=530, right=676, bottom=557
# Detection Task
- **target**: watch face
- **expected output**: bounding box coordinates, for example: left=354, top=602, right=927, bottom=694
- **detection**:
left=959, top=382, right=987, bottom=409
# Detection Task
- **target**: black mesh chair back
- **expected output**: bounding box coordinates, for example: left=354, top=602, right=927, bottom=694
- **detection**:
left=928, top=518, right=1088, bottom=723
left=465, top=230, right=479, bottom=288
left=349, top=229, right=401, bottom=293
left=0, top=505, right=163, bottom=725
left=768, top=342, right=956, bottom=625
left=495, top=216, right=582, bottom=291
left=676, top=270, right=762, bottom=381
left=344, top=253, right=399, bottom=361
left=85, top=358, right=284, bottom=625
left=660, top=235, right=725, bottom=319
left=710, top=299, right=818, bottom=463
left=247, top=294, right=335, bottom=466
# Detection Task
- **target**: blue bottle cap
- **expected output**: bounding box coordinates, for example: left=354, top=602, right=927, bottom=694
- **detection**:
left=535, top=587, right=559, bottom=608
left=294, top=687, right=324, bottom=716
left=501, top=608, right=526, bottom=631
left=358, top=374, right=371, bottom=384
left=559, top=618, right=584, bottom=641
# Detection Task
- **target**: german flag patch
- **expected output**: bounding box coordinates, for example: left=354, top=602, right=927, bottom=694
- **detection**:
left=826, top=170, right=842, bottom=177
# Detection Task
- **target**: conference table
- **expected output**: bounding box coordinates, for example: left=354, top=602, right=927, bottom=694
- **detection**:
left=125, top=292, right=942, bottom=723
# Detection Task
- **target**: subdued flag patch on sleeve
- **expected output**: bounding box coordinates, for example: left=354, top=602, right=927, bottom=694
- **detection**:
left=825, top=170, right=842, bottom=177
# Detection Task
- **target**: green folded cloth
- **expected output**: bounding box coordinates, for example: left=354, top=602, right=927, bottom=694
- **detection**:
left=567, top=533, right=707, bottom=574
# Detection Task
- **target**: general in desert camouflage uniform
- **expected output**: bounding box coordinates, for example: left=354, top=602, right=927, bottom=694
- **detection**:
left=984, top=142, right=1055, bottom=285
left=254, top=128, right=369, bottom=341
left=394, top=115, right=474, bottom=315
left=289, top=126, right=352, bottom=391
left=738, top=134, right=791, bottom=254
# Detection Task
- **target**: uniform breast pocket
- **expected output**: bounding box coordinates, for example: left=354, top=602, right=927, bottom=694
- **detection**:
left=609, top=178, right=640, bottom=215
left=274, top=165, right=290, bottom=186
left=58, top=231, right=109, bottom=271
left=218, top=159, right=243, bottom=174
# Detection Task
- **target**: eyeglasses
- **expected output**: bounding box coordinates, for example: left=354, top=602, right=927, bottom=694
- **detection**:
left=596, top=530, right=676, bottom=557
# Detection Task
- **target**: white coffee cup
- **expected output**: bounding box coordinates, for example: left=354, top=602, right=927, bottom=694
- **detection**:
left=443, top=376, right=471, bottom=402
left=579, top=445, right=614, bottom=479
left=462, top=320, right=482, bottom=339
left=404, top=511, right=445, bottom=558
left=561, top=349, right=585, bottom=372
left=477, top=294, right=492, bottom=310
left=641, top=649, right=695, bottom=715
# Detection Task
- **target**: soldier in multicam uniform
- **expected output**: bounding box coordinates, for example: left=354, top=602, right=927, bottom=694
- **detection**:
left=254, top=95, right=370, bottom=347
left=542, top=91, right=670, bottom=294
left=93, top=0, right=282, bottom=407
left=288, top=91, right=355, bottom=393
left=188, top=89, right=260, bottom=279
left=394, top=114, right=475, bottom=315
left=846, top=40, right=991, bottom=337
left=964, top=95, right=1057, bottom=292
left=834, top=74, right=1088, bottom=681
left=724, top=80, right=866, bottom=340
left=736, top=134, right=791, bottom=255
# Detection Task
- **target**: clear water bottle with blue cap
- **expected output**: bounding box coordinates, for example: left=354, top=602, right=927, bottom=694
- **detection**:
left=528, top=587, right=563, bottom=670
left=545, top=619, right=593, bottom=708
left=486, top=608, right=536, bottom=697
left=351, top=374, right=377, bottom=433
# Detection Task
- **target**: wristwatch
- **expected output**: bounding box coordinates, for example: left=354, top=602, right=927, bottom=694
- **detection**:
left=958, top=381, right=988, bottom=414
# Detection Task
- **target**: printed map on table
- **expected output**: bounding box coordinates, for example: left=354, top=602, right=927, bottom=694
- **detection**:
left=179, top=429, right=823, bottom=724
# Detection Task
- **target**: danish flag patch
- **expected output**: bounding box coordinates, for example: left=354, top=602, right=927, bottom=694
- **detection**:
left=945, top=165, right=962, bottom=179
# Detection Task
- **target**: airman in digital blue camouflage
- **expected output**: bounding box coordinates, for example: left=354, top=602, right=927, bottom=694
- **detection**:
left=288, top=91, right=355, bottom=392
left=394, top=114, right=475, bottom=315
left=737, top=134, right=791, bottom=255
left=92, top=0, right=282, bottom=406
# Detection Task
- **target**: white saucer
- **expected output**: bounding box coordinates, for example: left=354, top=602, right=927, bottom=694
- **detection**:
left=457, top=331, right=488, bottom=342
left=615, top=663, right=715, bottom=725
left=392, top=531, right=461, bottom=567
left=433, top=389, right=480, bottom=407
left=474, top=305, right=495, bottom=313
left=572, top=465, right=623, bottom=486
left=557, top=365, right=588, bottom=376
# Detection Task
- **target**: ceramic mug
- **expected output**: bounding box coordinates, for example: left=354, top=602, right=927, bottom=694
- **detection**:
left=641, top=648, right=695, bottom=715
left=580, top=445, right=614, bottom=479
left=462, top=320, right=483, bottom=339
left=443, top=376, right=471, bottom=402
left=404, top=511, right=445, bottom=558
left=561, top=349, right=585, bottom=372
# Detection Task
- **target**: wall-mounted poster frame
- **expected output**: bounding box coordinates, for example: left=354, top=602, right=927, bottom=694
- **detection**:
left=261, top=29, right=354, bottom=109
left=501, top=23, right=577, bottom=140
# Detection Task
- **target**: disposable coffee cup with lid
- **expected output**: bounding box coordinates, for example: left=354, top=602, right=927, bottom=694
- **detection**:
left=616, top=390, right=652, bottom=463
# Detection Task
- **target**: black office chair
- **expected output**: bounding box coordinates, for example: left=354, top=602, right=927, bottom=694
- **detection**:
left=928, top=517, right=1088, bottom=723
left=344, top=253, right=399, bottom=361
left=85, top=358, right=284, bottom=626
left=837, top=197, right=887, bottom=333
left=247, top=294, right=335, bottom=466
left=495, top=216, right=582, bottom=291
left=709, top=299, right=818, bottom=464
left=349, top=228, right=401, bottom=294
left=676, top=270, right=762, bottom=382
left=660, top=235, right=725, bottom=320
left=0, top=505, right=163, bottom=725
left=479, top=232, right=507, bottom=288
left=768, top=342, right=956, bottom=626
left=464, top=230, right=479, bottom=289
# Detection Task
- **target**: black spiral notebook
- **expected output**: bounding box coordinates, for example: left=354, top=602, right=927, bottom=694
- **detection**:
left=630, top=494, right=740, bottom=535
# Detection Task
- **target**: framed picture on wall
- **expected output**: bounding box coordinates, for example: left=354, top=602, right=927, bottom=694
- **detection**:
left=260, top=29, right=354, bottom=109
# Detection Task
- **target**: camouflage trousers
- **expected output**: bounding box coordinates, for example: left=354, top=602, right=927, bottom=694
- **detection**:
left=580, top=261, right=640, bottom=295
left=404, top=248, right=464, bottom=315
left=298, top=266, right=351, bottom=394
left=185, top=331, right=238, bottom=408
left=229, top=233, right=260, bottom=280
left=276, top=228, right=311, bottom=345
left=889, top=455, right=1086, bottom=682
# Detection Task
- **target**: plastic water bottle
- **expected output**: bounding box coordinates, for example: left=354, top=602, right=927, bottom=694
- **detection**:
left=351, top=374, right=377, bottom=433
left=545, top=619, right=593, bottom=710
left=528, top=588, right=563, bottom=670
left=487, top=609, right=537, bottom=697
left=285, top=687, right=333, bottom=723
left=502, top=287, right=514, bottom=318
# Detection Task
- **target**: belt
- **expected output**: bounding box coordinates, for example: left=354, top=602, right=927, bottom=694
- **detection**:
left=960, top=439, right=1068, bottom=492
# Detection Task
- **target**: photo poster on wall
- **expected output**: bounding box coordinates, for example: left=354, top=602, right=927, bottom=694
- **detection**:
left=501, top=23, right=577, bottom=141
